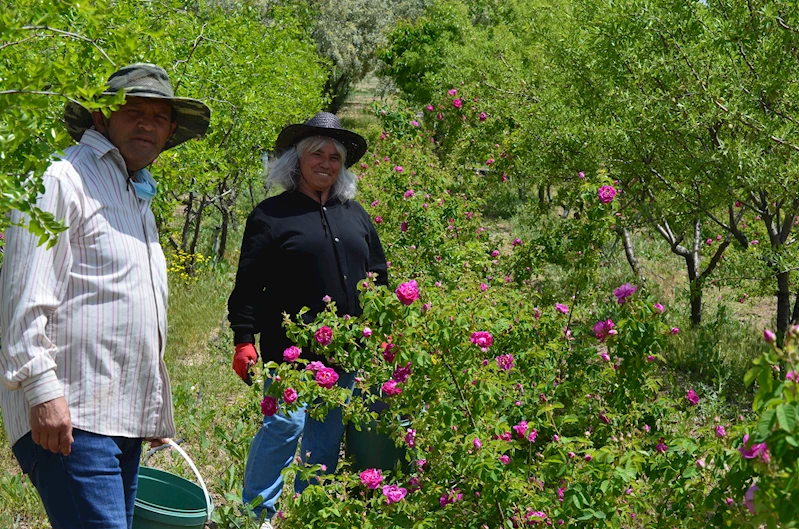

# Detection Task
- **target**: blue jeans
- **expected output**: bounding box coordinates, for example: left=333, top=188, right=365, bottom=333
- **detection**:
left=12, top=429, right=142, bottom=529
left=243, top=371, right=356, bottom=520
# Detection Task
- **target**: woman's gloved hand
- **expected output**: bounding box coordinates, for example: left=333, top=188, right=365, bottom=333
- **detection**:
left=233, top=343, right=258, bottom=384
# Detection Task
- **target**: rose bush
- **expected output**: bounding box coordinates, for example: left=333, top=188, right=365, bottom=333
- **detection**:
left=243, top=101, right=791, bottom=528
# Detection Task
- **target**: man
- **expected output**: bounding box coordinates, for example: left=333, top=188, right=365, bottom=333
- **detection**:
left=0, top=63, right=210, bottom=529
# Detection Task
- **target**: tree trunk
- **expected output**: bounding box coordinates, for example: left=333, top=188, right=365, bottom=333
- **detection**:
left=180, top=188, right=195, bottom=252
left=776, top=270, right=791, bottom=341
left=619, top=227, right=645, bottom=283
left=686, top=254, right=702, bottom=326
left=217, top=206, right=229, bottom=262
left=188, top=195, right=207, bottom=272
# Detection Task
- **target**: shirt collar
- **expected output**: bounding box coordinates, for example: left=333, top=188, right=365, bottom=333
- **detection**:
left=79, top=128, right=119, bottom=159
left=78, top=128, right=154, bottom=182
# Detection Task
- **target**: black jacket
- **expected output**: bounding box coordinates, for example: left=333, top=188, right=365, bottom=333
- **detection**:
left=228, top=190, right=388, bottom=367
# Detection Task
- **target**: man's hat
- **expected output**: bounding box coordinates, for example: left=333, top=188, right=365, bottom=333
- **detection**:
left=275, top=112, right=367, bottom=167
left=64, top=63, right=211, bottom=150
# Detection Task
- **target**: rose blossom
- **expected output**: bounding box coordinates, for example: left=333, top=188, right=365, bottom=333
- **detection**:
left=671, top=327, right=680, bottom=335
left=763, top=328, right=776, bottom=343
left=613, top=283, right=637, bottom=304
left=283, top=346, right=301, bottom=362
left=715, top=425, right=727, bottom=438
left=261, top=396, right=278, bottom=416
left=598, top=185, right=617, bottom=204
left=315, top=326, right=333, bottom=346
left=382, top=484, right=407, bottom=504
left=686, top=389, right=699, bottom=405
left=392, top=361, right=412, bottom=383
left=495, top=354, right=514, bottom=371
left=738, top=434, right=769, bottom=461
left=513, top=421, right=529, bottom=439
left=283, top=388, right=298, bottom=404
left=745, top=484, right=758, bottom=514
left=470, top=331, right=493, bottom=351
left=315, top=367, right=339, bottom=389
left=382, top=342, right=398, bottom=363
left=593, top=319, right=615, bottom=342
left=499, top=455, right=511, bottom=465
left=382, top=379, right=403, bottom=396
left=473, top=437, right=483, bottom=449
left=654, top=303, right=664, bottom=313
left=360, top=468, right=383, bottom=489
left=396, top=280, right=420, bottom=305
left=362, top=327, right=372, bottom=337
left=405, top=428, right=416, bottom=448
left=479, top=111, right=487, bottom=121
left=555, top=303, right=569, bottom=314
left=453, top=98, right=463, bottom=108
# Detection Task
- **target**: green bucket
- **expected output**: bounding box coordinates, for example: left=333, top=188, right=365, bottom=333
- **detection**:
left=133, top=441, right=213, bottom=529
left=345, top=419, right=409, bottom=472
left=345, top=387, right=410, bottom=472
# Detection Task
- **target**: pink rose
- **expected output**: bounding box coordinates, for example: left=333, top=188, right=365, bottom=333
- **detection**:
left=382, top=484, right=407, bottom=504
left=360, top=468, right=383, bottom=489
left=686, top=389, right=699, bottom=405
left=453, top=98, right=463, bottom=108
left=555, top=303, right=569, bottom=314
left=382, top=379, right=403, bottom=396
left=593, top=319, right=615, bottom=342
left=598, top=185, right=617, bottom=204
left=613, top=283, right=637, bottom=304
left=315, top=367, right=339, bottom=389
left=470, top=331, right=493, bottom=351
left=495, top=354, right=514, bottom=371
left=392, top=361, right=412, bottom=383
left=283, top=388, right=298, bottom=404
left=315, top=326, right=333, bottom=346
left=260, top=396, right=278, bottom=416
left=283, top=346, right=301, bottom=362
left=396, top=280, right=420, bottom=305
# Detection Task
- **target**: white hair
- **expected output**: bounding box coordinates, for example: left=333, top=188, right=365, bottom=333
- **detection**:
left=266, top=136, right=357, bottom=201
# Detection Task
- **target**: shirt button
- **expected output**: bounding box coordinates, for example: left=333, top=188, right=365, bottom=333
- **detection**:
left=343, top=275, right=348, bottom=280
left=323, top=207, right=327, bottom=211
left=334, top=237, right=340, bottom=242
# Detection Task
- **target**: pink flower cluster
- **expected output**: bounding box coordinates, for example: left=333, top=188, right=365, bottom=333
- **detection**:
left=739, top=434, right=769, bottom=462
left=283, top=346, right=301, bottom=362
left=470, top=331, right=493, bottom=351
left=598, top=185, right=617, bottom=204
left=396, top=280, right=420, bottom=305
left=495, top=354, right=515, bottom=371
left=315, top=326, right=333, bottom=346
left=613, top=283, right=637, bottom=304
left=382, top=484, right=407, bottom=504
left=261, top=396, right=278, bottom=417
left=360, top=468, right=383, bottom=489
left=593, top=319, right=616, bottom=342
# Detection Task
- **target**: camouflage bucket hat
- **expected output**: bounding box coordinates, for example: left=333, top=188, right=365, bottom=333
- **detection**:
left=275, top=112, right=367, bottom=168
left=64, top=63, right=211, bottom=150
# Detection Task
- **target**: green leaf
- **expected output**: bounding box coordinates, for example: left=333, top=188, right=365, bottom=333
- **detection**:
left=758, top=409, right=776, bottom=437
left=776, top=404, right=796, bottom=433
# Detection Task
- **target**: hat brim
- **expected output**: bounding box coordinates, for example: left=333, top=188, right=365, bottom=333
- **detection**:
left=275, top=124, right=367, bottom=168
left=64, top=94, right=211, bottom=150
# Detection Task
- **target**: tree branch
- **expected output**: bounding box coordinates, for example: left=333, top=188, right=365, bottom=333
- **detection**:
left=19, top=25, right=115, bottom=66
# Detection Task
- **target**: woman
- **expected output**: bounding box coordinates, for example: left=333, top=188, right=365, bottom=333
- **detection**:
left=227, top=112, right=388, bottom=527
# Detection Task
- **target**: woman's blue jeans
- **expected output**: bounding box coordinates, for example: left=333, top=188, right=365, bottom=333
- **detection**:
left=12, top=429, right=142, bottom=529
left=242, top=371, right=356, bottom=521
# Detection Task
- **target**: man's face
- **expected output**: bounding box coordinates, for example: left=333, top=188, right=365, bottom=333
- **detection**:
left=92, top=96, right=177, bottom=172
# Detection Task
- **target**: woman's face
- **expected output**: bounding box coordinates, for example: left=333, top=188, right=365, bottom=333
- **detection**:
left=298, top=140, right=343, bottom=194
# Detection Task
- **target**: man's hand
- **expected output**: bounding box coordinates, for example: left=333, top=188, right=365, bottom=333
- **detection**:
left=29, top=397, right=73, bottom=456
left=232, top=343, right=257, bottom=384
left=147, top=438, right=170, bottom=449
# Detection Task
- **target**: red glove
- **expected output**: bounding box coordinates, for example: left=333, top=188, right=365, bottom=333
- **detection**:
left=233, top=343, right=258, bottom=382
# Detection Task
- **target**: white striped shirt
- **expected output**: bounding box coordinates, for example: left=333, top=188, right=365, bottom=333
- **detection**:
left=0, top=129, right=175, bottom=446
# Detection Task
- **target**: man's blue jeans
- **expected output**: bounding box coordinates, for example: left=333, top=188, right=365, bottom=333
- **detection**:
left=243, top=371, right=356, bottom=520
left=12, top=429, right=142, bottom=529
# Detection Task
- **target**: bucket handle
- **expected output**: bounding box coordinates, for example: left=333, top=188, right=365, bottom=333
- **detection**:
left=143, top=439, right=213, bottom=522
